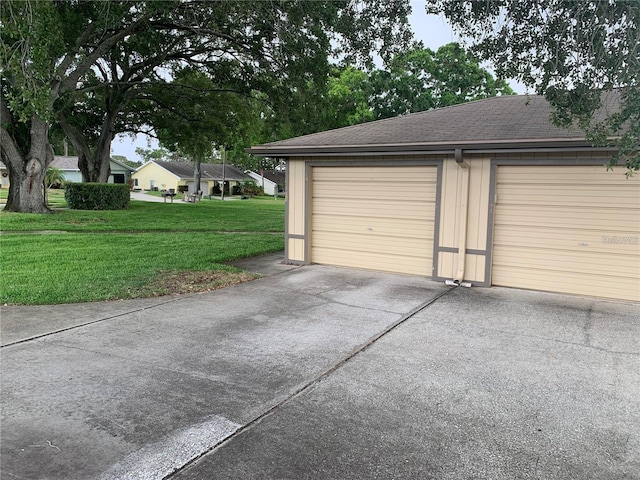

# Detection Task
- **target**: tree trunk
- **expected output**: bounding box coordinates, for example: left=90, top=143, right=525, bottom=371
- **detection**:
left=194, top=155, right=202, bottom=194
left=58, top=109, right=114, bottom=183
left=94, top=133, right=113, bottom=183
left=1, top=117, right=52, bottom=213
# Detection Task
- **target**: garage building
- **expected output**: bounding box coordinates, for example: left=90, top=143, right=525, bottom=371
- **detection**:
left=249, top=94, right=640, bottom=302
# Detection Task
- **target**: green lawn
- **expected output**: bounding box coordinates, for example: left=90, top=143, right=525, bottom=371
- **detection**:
left=0, top=197, right=285, bottom=305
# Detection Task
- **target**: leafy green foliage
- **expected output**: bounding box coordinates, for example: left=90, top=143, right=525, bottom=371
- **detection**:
left=64, top=183, right=130, bottom=210
left=2, top=0, right=413, bottom=211
left=280, top=43, right=513, bottom=134
left=240, top=180, right=263, bottom=197
left=45, top=167, right=65, bottom=188
left=427, top=0, right=640, bottom=174
left=370, top=43, right=514, bottom=118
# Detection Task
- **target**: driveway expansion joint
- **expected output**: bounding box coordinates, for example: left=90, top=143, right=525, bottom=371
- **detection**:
left=312, top=293, right=402, bottom=315
left=0, top=295, right=195, bottom=349
left=165, top=286, right=456, bottom=478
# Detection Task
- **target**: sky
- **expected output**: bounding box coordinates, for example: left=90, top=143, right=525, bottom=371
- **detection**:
left=111, top=1, right=526, bottom=162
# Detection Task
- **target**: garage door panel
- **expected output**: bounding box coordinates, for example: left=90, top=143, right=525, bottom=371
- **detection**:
left=497, top=186, right=635, bottom=208
left=493, top=165, right=640, bottom=302
left=495, top=206, right=637, bottom=231
left=313, top=166, right=437, bottom=182
left=494, top=226, right=639, bottom=254
left=492, top=267, right=639, bottom=302
left=312, top=165, right=436, bottom=276
left=313, top=182, right=437, bottom=199
left=313, top=198, right=435, bottom=220
left=493, top=247, right=639, bottom=277
left=314, top=215, right=433, bottom=239
left=496, top=165, right=634, bottom=183
left=313, top=231, right=434, bottom=258
left=313, top=247, right=431, bottom=276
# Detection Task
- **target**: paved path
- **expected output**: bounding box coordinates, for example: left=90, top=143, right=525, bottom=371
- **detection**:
left=130, top=191, right=174, bottom=203
left=130, top=191, right=240, bottom=203
left=1, top=254, right=638, bottom=479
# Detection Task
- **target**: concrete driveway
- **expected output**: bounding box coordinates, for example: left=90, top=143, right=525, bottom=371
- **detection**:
left=1, top=254, right=638, bottom=479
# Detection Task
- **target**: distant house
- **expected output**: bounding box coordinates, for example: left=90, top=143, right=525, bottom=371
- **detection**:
left=131, top=160, right=254, bottom=195
left=246, top=170, right=285, bottom=196
left=0, top=156, right=134, bottom=187
left=49, top=156, right=134, bottom=184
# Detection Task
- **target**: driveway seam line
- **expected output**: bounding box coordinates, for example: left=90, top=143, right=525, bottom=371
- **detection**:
left=164, top=286, right=456, bottom=479
left=466, top=324, right=640, bottom=357
left=313, top=293, right=403, bottom=315
left=0, top=296, right=195, bottom=349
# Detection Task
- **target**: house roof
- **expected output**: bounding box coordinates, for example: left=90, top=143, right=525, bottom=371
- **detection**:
left=250, top=170, right=286, bottom=184
left=50, top=156, right=80, bottom=171
left=249, top=92, right=622, bottom=156
left=154, top=161, right=253, bottom=181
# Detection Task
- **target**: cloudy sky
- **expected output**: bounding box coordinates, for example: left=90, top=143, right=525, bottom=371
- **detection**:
left=112, top=1, right=526, bottom=162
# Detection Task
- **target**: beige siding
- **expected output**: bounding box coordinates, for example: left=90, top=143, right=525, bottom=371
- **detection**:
left=287, top=238, right=305, bottom=261
left=437, top=156, right=491, bottom=282
left=311, top=165, right=437, bottom=276
left=492, top=165, right=640, bottom=302
left=286, top=159, right=307, bottom=262
left=287, top=159, right=306, bottom=237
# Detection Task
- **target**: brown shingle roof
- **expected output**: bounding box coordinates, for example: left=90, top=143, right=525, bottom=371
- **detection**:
left=155, top=161, right=252, bottom=181
left=249, top=93, right=622, bottom=156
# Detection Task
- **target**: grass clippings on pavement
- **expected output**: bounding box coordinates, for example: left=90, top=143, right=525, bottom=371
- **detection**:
left=138, top=270, right=260, bottom=297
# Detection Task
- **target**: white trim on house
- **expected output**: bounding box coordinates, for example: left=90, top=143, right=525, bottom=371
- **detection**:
left=246, top=171, right=279, bottom=195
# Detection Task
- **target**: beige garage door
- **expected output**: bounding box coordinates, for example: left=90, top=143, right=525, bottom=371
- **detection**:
left=311, top=165, right=437, bottom=276
left=492, top=165, right=640, bottom=302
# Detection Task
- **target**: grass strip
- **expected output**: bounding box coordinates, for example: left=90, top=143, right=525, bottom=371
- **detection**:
left=1, top=232, right=284, bottom=305
left=0, top=198, right=284, bottom=233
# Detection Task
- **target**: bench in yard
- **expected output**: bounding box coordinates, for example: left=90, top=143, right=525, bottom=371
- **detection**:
left=162, top=189, right=177, bottom=203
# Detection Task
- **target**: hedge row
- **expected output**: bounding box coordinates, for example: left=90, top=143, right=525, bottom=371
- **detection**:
left=65, top=183, right=130, bottom=210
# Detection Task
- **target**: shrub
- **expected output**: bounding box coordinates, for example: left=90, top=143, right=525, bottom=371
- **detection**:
left=65, top=183, right=130, bottom=210
left=241, top=180, right=264, bottom=197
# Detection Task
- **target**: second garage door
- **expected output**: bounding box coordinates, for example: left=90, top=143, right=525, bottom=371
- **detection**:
left=311, top=165, right=437, bottom=276
left=492, top=165, right=640, bottom=302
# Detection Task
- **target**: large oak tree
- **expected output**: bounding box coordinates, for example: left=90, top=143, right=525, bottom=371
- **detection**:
left=1, top=0, right=412, bottom=212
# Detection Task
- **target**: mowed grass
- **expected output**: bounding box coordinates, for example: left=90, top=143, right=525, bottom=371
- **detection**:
left=1, top=196, right=284, bottom=233
left=0, top=197, right=285, bottom=305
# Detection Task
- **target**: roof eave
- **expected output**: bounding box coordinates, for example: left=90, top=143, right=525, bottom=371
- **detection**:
left=248, top=138, right=615, bottom=157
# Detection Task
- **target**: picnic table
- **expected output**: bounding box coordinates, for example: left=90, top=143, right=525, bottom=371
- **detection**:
left=162, top=189, right=177, bottom=203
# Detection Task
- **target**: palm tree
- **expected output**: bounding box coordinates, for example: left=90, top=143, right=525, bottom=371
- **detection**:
left=46, top=167, right=66, bottom=189
left=44, top=167, right=66, bottom=206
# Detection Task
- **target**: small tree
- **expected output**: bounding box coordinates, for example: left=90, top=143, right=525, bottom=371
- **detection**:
left=240, top=180, right=263, bottom=197
left=45, top=167, right=66, bottom=189
left=43, top=166, right=65, bottom=206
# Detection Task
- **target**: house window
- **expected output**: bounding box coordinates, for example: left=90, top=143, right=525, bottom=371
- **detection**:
left=134, top=178, right=139, bottom=186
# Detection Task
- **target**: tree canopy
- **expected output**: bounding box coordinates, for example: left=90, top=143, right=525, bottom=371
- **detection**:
left=369, top=43, right=514, bottom=119
left=427, top=0, right=640, bottom=174
left=1, top=0, right=413, bottom=212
